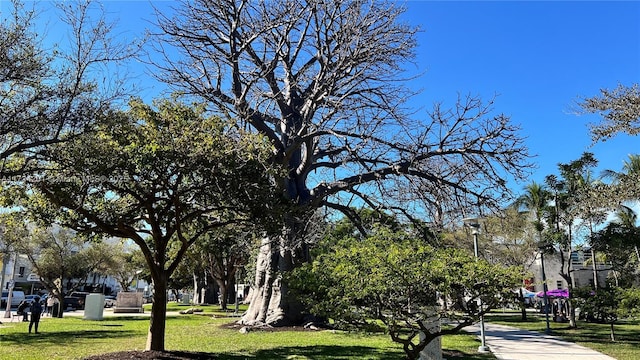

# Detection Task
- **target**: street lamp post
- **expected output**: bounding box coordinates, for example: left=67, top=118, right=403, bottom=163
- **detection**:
left=463, top=217, right=490, bottom=353
left=539, top=244, right=552, bottom=334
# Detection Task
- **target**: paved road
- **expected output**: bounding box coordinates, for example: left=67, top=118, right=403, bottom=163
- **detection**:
left=466, top=323, right=616, bottom=360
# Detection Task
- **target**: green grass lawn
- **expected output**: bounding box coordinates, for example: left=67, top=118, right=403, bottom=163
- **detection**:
left=0, top=305, right=492, bottom=360
left=486, top=313, right=640, bottom=360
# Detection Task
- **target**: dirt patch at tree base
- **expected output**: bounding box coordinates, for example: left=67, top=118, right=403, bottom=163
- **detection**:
left=82, top=350, right=218, bottom=360
left=84, top=349, right=472, bottom=359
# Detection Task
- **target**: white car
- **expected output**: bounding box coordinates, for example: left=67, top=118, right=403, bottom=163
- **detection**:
left=104, top=295, right=117, bottom=308
left=1, top=290, right=25, bottom=308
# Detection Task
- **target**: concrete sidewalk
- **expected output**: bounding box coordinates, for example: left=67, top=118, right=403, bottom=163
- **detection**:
left=466, top=323, right=616, bottom=360
left=59, top=308, right=182, bottom=318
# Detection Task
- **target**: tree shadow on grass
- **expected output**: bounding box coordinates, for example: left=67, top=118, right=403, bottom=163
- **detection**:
left=0, top=329, right=138, bottom=346
left=215, top=345, right=401, bottom=359
left=442, top=349, right=496, bottom=360
left=81, top=345, right=401, bottom=360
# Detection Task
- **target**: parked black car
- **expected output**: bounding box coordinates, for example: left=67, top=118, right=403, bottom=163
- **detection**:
left=64, top=291, right=90, bottom=310
left=63, top=296, right=82, bottom=310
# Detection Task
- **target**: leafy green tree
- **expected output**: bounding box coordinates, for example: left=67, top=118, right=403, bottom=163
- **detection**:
left=3, top=219, right=116, bottom=318
left=542, top=153, right=603, bottom=328
left=482, top=207, right=538, bottom=320
left=573, top=286, right=622, bottom=341
left=14, top=98, right=280, bottom=351
left=109, top=246, right=147, bottom=293
left=155, top=0, right=533, bottom=326
left=290, top=225, right=521, bottom=360
left=618, top=287, right=640, bottom=319
left=590, top=205, right=640, bottom=287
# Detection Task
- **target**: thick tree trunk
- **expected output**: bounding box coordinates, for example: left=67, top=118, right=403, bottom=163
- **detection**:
left=55, top=294, right=64, bottom=318
left=216, top=278, right=228, bottom=310
left=568, top=290, right=577, bottom=328
left=192, top=273, right=199, bottom=305
left=239, top=235, right=306, bottom=326
left=518, top=288, right=527, bottom=321
left=146, top=273, right=168, bottom=351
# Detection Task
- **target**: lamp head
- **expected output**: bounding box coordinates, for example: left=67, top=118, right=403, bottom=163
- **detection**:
left=462, top=217, right=480, bottom=234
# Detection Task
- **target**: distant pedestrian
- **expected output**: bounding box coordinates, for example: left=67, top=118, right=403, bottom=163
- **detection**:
left=46, top=295, right=56, bottom=316
left=29, top=296, right=43, bottom=334
left=17, top=300, right=29, bottom=322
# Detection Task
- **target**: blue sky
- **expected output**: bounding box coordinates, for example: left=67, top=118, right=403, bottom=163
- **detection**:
left=3, top=0, right=638, bottom=195
left=401, top=1, right=640, bottom=191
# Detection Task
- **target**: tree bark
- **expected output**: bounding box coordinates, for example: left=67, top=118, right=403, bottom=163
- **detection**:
left=591, top=248, right=599, bottom=290
left=146, top=273, right=168, bottom=351
left=239, top=235, right=306, bottom=326
left=55, top=293, right=64, bottom=318
left=518, top=288, right=527, bottom=321
left=192, top=273, right=199, bottom=305
left=610, top=322, right=616, bottom=342
left=216, top=278, right=228, bottom=310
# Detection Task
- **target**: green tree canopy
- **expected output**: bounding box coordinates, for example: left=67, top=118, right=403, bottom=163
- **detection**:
left=10, top=98, right=281, bottom=351
left=2, top=217, right=116, bottom=318
left=289, top=225, right=521, bottom=360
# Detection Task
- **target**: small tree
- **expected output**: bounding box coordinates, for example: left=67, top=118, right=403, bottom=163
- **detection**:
left=4, top=219, right=116, bottom=318
left=482, top=207, right=538, bottom=321
left=573, top=286, right=622, bottom=341
left=15, top=98, right=280, bottom=351
left=109, top=246, right=147, bottom=293
left=289, top=225, right=521, bottom=360
left=196, top=227, right=254, bottom=310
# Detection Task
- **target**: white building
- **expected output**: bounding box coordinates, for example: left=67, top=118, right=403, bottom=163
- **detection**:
left=1, top=253, right=122, bottom=296
left=528, top=249, right=611, bottom=294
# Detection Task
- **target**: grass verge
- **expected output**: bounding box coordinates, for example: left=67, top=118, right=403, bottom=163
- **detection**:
left=0, top=305, right=492, bottom=360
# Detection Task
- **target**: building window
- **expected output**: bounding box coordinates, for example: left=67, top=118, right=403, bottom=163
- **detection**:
left=556, top=281, right=563, bottom=289
left=18, top=267, right=25, bottom=277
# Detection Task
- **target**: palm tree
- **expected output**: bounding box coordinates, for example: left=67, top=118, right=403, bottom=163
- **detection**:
left=511, top=181, right=551, bottom=321
left=612, top=204, right=640, bottom=263
left=590, top=204, right=640, bottom=287
left=549, top=152, right=599, bottom=328
left=601, top=154, right=640, bottom=184
left=600, top=154, right=640, bottom=268
left=600, top=154, right=640, bottom=207
left=512, top=182, right=550, bottom=239
left=575, top=171, right=608, bottom=290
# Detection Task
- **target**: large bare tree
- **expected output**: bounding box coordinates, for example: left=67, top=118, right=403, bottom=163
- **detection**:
left=578, top=83, right=640, bottom=142
left=154, top=0, right=533, bottom=326
left=0, top=0, right=136, bottom=177
left=578, top=84, right=640, bottom=204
